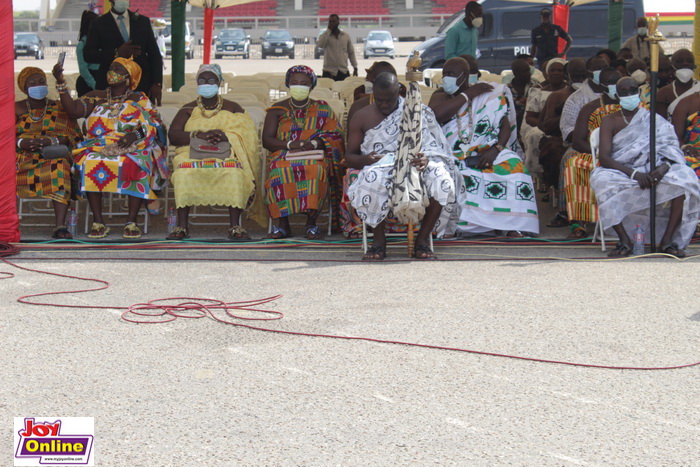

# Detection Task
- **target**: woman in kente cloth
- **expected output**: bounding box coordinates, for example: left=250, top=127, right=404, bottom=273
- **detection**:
left=262, top=65, right=345, bottom=239
left=15, top=66, right=82, bottom=239
left=167, top=64, right=265, bottom=240
left=52, top=57, right=168, bottom=239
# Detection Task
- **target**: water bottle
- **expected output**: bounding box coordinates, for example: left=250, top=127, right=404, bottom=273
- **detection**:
left=167, top=207, right=177, bottom=233
left=633, top=224, right=645, bottom=255
left=67, top=208, right=77, bottom=237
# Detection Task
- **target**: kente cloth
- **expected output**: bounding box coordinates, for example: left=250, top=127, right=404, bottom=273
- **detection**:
left=560, top=80, right=602, bottom=141
left=442, top=89, right=540, bottom=235
left=389, top=81, right=429, bottom=225
left=520, top=86, right=553, bottom=174
left=171, top=108, right=265, bottom=227
left=16, top=102, right=82, bottom=204
left=668, top=81, right=700, bottom=118
left=683, top=111, right=700, bottom=178
left=591, top=108, right=700, bottom=249
left=73, top=92, right=168, bottom=200
left=264, top=100, right=344, bottom=228
left=563, top=103, right=620, bottom=222
left=347, top=97, right=460, bottom=234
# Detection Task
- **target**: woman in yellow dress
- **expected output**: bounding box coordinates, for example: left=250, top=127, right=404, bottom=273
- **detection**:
left=167, top=64, right=264, bottom=240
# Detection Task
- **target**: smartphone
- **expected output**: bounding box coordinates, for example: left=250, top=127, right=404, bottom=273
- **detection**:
left=57, top=52, right=66, bottom=67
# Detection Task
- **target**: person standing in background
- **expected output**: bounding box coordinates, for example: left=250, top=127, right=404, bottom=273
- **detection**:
left=84, top=0, right=163, bottom=105
left=445, top=1, right=483, bottom=60
left=622, top=17, right=664, bottom=64
left=530, top=8, right=572, bottom=68
left=76, top=10, right=99, bottom=97
left=317, top=14, right=358, bottom=81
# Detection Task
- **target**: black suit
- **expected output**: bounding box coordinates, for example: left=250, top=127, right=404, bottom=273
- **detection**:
left=83, top=10, right=163, bottom=95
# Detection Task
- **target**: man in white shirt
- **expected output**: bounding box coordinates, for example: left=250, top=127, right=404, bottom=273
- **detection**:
left=317, top=14, right=358, bottom=81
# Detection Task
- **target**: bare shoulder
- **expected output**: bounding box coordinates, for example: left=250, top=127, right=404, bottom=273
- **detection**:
left=428, top=89, right=450, bottom=106
left=222, top=99, right=244, bottom=114
left=657, top=83, right=674, bottom=102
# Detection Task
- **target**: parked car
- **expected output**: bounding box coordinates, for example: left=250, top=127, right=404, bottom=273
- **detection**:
left=363, top=30, right=396, bottom=59
left=261, top=29, right=295, bottom=59
left=314, top=30, right=325, bottom=60
left=215, top=28, right=250, bottom=59
left=14, top=33, right=44, bottom=60
left=411, top=0, right=645, bottom=73
left=163, top=21, right=195, bottom=59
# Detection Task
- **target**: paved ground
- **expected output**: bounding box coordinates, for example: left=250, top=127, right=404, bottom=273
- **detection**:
left=2, top=230, right=700, bottom=465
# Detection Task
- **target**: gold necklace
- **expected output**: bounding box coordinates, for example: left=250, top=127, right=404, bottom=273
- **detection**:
left=197, top=95, right=222, bottom=118
left=290, top=97, right=309, bottom=110
left=26, top=99, right=48, bottom=122
left=106, top=87, right=128, bottom=120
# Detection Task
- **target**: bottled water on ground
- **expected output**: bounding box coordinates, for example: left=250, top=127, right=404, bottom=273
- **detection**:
left=633, top=224, right=644, bottom=255
left=67, top=208, right=77, bottom=236
left=167, top=208, right=177, bottom=233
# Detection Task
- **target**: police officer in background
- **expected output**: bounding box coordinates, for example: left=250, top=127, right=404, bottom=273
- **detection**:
left=530, top=8, right=572, bottom=69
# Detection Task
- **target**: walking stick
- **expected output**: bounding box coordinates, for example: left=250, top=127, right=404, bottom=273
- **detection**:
left=646, top=15, right=665, bottom=253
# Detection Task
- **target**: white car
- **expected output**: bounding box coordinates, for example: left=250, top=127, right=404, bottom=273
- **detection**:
left=162, top=21, right=195, bottom=59
left=363, top=30, right=395, bottom=59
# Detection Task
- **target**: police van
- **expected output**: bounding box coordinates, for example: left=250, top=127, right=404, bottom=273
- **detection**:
left=412, top=0, right=645, bottom=72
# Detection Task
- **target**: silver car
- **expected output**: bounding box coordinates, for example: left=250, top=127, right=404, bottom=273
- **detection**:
left=363, top=30, right=395, bottom=59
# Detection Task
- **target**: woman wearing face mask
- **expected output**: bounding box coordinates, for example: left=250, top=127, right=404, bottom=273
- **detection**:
left=15, top=67, right=82, bottom=239
left=262, top=65, right=344, bottom=240
left=52, top=57, right=168, bottom=239
left=165, top=65, right=264, bottom=240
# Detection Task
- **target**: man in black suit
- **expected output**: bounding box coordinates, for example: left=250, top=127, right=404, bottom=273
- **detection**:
left=84, top=0, right=163, bottom=105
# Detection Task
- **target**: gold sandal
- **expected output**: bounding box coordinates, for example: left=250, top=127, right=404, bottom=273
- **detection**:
left=228, top=225, right=250, bottom=240
left=88, top=222, right=110, bottom=239
left=123, top=222, right=142, bottom=239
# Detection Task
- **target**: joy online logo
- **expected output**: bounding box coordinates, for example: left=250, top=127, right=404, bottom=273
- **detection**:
left=15, top=418, right=94, bottom=465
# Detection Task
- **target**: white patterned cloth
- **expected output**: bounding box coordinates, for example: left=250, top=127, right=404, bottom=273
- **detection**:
left=591, top=108, right=700, bottom=248
left=667, top=80, right=700, bottom=118
left=519, top=86, right=552, bottom=174
left=442, top=89, right=540, bottom=235
left=560, top=80, right=601, bottom=141
left=348, top=97, right=463, bottom=236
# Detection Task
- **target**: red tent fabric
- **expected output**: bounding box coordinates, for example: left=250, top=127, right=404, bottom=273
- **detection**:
left=0, top=1, right=20, bottom=242
left=552, top=3, right=570, bottom=58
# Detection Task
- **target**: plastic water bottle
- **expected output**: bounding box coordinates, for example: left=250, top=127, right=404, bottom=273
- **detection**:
left=67, top=208, right=77, bottom=236
left=167, top=208, right=177, bottom=233
left=633, top=224, right=645, bottom=255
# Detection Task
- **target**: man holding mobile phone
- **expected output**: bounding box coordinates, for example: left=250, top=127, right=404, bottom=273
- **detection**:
left=316, top=14, right=358, bottom=82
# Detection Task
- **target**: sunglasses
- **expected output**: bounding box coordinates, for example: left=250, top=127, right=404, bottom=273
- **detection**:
left=197, top=78, right=219, bottom=85
left=617, top=86, right=639, bottom=97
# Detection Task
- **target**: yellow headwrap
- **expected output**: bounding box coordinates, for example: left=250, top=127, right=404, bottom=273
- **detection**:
left=113, top=57, right=142, bottom=90
left=17, top=67, right=46, bottom=94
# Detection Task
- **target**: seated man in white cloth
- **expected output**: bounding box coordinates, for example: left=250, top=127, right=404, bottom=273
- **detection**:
left=430, top=57, right=540, bottom=237
left=591, top=77, right=700, bottom=258
left=346, top=73, right=461, bottom=260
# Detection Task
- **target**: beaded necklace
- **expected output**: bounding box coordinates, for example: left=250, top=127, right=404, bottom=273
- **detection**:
left=289, top=98, right=310, bottom=130
left=106, top=87, right=129, bottom=120
left=26, top=99, right=48, bottom=122
left=197, top=95, right=223, bottom=118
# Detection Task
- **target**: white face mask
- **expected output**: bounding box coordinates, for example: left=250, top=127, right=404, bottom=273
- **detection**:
left=675, top=68, right=695, bottom=84
left=471, top=16, right=483, bottom=29
left=364, top=80, right=373, bottom=94
left=637, top=27, right=648, bottom=36
left=591, top=70, right=602, bottom=85
left=631, top=69, right=647, bottom=85
left=571, top=82, right=584, bottom=91
left=605, top=84, right=617, bottom=100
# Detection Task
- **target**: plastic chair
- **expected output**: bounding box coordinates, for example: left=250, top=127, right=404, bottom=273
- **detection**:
left=589, top=127, right=606, bottom=251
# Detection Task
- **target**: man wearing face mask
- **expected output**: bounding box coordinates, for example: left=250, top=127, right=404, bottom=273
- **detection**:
left=559, top=56, right=607, bottom=144
left=591, top=76, right=700, bottom=258
left=429, top=57, right=540, bottom=238
left=626, top=58, right=651, bottom=105
left=317, top=14, right=358, bottom=81
left=445, top=2, right=483, bottom=60
left=530, top=8, right=572, bottom=68
left=622, top=17, right=664, bottom=63
left=346, top=73, right=462, bottom=258
left=562, top=68, right=624, bottom=239
left=84, top=0, right=163, bottom=105
left=657, top=49, right=699, bottom=119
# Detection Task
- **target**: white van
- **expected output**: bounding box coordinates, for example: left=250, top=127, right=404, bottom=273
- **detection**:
left=162, top=21, right=195, bottom=59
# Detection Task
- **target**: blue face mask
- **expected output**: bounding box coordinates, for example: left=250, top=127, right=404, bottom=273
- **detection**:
left=619, top=94, right=641, bottom=111
left=27, top=85, right=48, bottom=100
left=591, top=70, right=602, bottom=85
left=529, top=66, right=536, bottom=76
left=468, top=74, right=479, bottom=84
left=442, top=72, right=464, bottom=95
left=605, top=84, right=617, bottom=100
left=197, top=84, right=219, bottom=98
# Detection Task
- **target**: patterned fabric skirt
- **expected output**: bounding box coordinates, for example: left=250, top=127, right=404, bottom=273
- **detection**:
left=457, top=153, right=539, bottom=234
left=265, top=158, right=327, bottom=219
left=16, top=152, right=72, bottom=204
left=171, top=156, right=253, bottom=209
left=563, top=151, right=598, bottom=222
left=76, top=149, right=157, bottom=200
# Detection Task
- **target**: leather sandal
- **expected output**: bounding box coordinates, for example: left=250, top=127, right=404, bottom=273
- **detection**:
left=166, top=226, right=189, bottom=240
left=228, top=225, right=251, bottom=240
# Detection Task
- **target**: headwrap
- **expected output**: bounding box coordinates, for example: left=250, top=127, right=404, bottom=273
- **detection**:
left=17, top=67, right=45, bottom=93
left=285, top=65, right=317, bottom=89
left=196, top=64, right=223, bottom=84
left=113, top=57, right=142, bottom=90
left=546, top=58, right=568, bottom=74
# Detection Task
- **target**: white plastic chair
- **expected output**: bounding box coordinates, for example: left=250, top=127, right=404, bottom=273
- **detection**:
left=589, top=127, right=606, bottom=251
